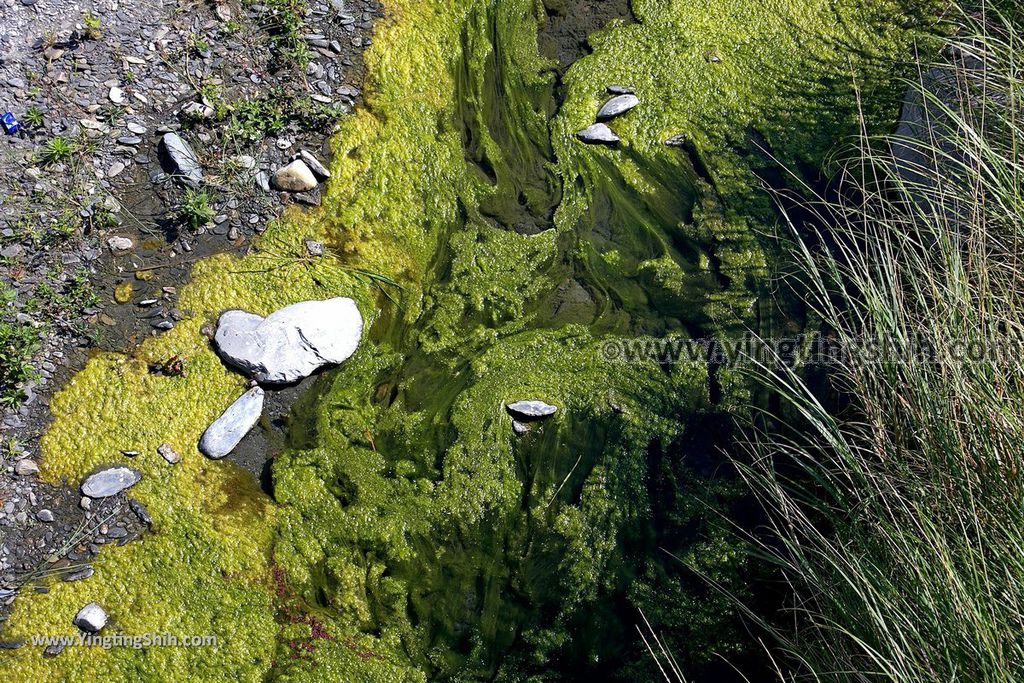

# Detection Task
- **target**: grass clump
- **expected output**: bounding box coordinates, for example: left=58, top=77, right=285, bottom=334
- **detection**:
left=41, top=136, right=74, bottom=164
left=81, top=11, right=102, bottom=40
left=0, top=320, right=39, bottom=407
left=741, top=7, right=1024, bottom=681
left=178, top=188, right=215, bottom=229
left=256, top=0, right=311, bottom=67
left=22, top=106, right=44, bottom=128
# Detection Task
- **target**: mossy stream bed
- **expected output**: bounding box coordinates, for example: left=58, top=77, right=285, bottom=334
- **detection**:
left=0, top=0, right=931, bottom=680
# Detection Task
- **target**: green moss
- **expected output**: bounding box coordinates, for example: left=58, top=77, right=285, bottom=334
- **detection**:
left=1, top=0, right=934, bottom=679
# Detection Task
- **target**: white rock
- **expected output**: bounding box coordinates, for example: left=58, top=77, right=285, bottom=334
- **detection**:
left=73, top=602, right=108, bottom=633
left=109, top=87, right=125, bottom=104
left=597, top=93, right=640, bottom=120
left=107, top=162, right=126, bottom=178
left=107, top=236, right=133, bottom=252
left=214, top=298, right=363, bottom=384
left=506, top=400, right=558, bottom=419
left=576, top=123, right=619, bottom=145
left=272, top=159, right=318, bottom=192
left=199, top=387, right=265, bottom=458
left=81, top=466, right=141, bottom=498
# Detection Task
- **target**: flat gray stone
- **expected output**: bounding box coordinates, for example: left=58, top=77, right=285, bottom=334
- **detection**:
left=81, top=466, right=141, bottom=498
left=506, top=400, right=558, bottom=419
left=576, top=123, right=619, bottom=145
left=597, top=94, right=639, bottom=121
left=199, top=387, right=265, bottom=459
left=161, top=132, right=202, bottom=185
left=73, top=602, right=107, bottom=632
left=214, top=298, right=363, bottom=384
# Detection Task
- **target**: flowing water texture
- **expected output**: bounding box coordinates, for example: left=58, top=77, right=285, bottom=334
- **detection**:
left=0, top=0, right=928, bottom=680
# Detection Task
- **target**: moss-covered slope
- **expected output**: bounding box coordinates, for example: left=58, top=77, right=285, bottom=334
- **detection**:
left=0, top=0, right=931, bottom=680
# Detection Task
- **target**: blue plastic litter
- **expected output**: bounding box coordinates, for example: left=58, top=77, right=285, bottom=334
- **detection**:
left=1, top=112, right=19, bottom=135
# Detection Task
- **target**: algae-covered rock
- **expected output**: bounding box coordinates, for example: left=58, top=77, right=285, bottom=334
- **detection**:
left=214, top=298, right=363, bottom=384
left=114, top=281, right=133, bottom=304
left=199, top=386, right=265, bottom=459
left=80, top=466, right=141, bottom=498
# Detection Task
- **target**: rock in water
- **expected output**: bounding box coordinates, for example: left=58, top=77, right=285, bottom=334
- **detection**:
left=73, top=602, right=108, bottom=632
left=81, top=466, right=141, bottom=498
left=506, top=400, right=558, bottom=420
left=199, top=387, right=265, bottom=459
left=606, top=84, right=634, bottom=95
left=576, top=123, right=619, bottom=145
left=214, top=298, right=363, bottom=384
left=161, top=133, right=202, bottom=186
left=106, top=236, right=133, bottom=252
left=596, top=93, right=640, bottom=121
left=272, top=159, right=318, bottom=192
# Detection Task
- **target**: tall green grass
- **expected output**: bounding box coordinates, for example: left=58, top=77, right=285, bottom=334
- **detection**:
left=741, top=6, right=1024, bottom=681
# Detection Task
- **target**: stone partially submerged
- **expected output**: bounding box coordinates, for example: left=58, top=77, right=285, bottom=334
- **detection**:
left=199, top=387, right=265, bottom=459
left=596, top=93, right=639, bottom=120
left=81, top=466, right=141, bottom=498
left=576, top=122, right=619, bottom=145
left=506, top=400, right=558, bottom=420
left=214, top=298, right=363, bottom=384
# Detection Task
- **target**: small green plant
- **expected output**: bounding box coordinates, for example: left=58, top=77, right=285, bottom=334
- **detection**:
left=123, top=68, right=136, bottom=84
left=178, top=188, right=215, bottom=229
left=189, top=35, right=210, bottom=55
left=98, top=104, right=125, bottom=124
left=0, top=321, right=39, bottom=407
left=263, top=0, right=310, bottom=66
left=227, top=97, right=287, bottom=142
left=81, top=11, right=102, bottom=40
left=41, top=210, right=80, bottom=245
left=23, top=106, right=44, bottom=128
left=42, top=136, right=74, bottom=164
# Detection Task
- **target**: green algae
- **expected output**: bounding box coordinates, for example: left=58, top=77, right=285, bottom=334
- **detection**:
left=0, top=0, right=935, bottom=679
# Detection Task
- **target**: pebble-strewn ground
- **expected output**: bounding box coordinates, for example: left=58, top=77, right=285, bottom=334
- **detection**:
left=0, top=0, right=376, bottom=632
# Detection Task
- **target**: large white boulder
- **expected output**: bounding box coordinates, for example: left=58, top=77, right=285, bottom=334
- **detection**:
left=214, top=298, right=362, bottom=384
left=199, top=387, right=265, bottom=459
